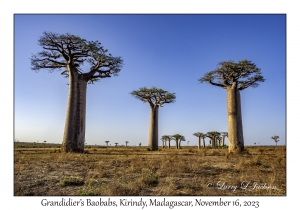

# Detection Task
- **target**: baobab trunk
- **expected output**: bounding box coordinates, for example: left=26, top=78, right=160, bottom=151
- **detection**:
left=161, top=139, right=165, bottom=148
left=227, top=83, right=244, bottom=153
left=202, top=137, right=206, bottom=148
left=222, top=136, right=225, bottom=147
left=211, top=137, right=216, bottom=148
left=176, top=140, right=179, bottom=149
left=62, top=69, right=87, bottom=152
left=198, top=136, right=201, bottom=149
left=168, top=139, right=171, bottom=148
left=148, top=106, right=159, bottom=150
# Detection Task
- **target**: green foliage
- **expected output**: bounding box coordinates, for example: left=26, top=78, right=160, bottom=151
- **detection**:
left=60, top=176, right=84, bottom=187
left=140, top=169, right=159, bottom=187
left=31, top=31, right=123, bottom=84
left=198, top=60, right=265, bottom=91
left=130, top=87, right=176, bottom=106
left=271, top=136, right=280, bottom=145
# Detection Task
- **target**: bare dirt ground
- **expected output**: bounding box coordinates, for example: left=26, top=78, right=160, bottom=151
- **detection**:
left=14, top=144, right=286, bottom=196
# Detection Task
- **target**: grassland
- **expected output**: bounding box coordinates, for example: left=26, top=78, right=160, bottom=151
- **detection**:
left=14, top=142, right=286, bottom=196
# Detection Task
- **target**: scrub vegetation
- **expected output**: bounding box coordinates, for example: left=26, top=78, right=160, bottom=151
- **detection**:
left=14, top=142, right=286, bottom=196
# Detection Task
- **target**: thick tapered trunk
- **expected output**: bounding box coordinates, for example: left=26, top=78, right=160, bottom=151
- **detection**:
left=198, top=136, right=201, bottom=149
left=227, top=83, right=244, bottom=153
left=148, top=105, right=159, bottom=150
left=62, top=69, right=87, bottom=152
left=175, top=140, right=179, bottom=149
left=211, top=137, right=216, bottom=148
left=222, top=136, right=225, bottom=147
left=202, top=137, right=206, bottom=148
left=168, top=139, right=171, bottom=148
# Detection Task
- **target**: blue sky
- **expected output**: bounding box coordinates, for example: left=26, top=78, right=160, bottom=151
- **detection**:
left=14, top=14, right=286, bottom=146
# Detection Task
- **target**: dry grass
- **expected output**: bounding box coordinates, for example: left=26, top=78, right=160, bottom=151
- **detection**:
left=14, top=145, right=286, bottom=196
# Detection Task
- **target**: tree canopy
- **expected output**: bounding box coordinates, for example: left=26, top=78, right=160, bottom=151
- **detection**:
left=130, top=87, right=176, bottom=107
left=193, top=132, right=206, bottom=138
left=30, top=32, right=123, bottom=84
left=198, top=60, right=265, bottom=90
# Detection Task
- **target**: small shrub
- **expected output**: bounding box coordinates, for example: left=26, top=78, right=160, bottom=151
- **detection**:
left=60, top=176, right=84, bottom=187
left=276, top=157, right=283, bottom=165
left=79, top=190, right=92, bottom=196
left=140, top=169, right=159, bottom=187
left=254, top=155, right=262, bottom=166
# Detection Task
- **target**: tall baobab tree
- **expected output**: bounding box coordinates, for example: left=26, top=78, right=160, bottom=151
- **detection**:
left=271, top=136, right=280, bottom=146
left=193, top=132, right=206, bottom=149
left=31, top=32, right=123, bottom=152
left=105, top=141, right=109, bottom=147
left=199, top=60, right=265, bottom=153
left=220, top=132, right=228, bottom=147
left=130, top=87, right=176, bottom=150
left=125, top=141, right=129, bottom=147
left=114, top=143, right=119, bottom=147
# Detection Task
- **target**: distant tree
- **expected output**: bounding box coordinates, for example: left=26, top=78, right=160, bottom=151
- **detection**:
left=199, top=60, right=265, bottom=153
left=161, top=135, right=172, bottom=148
left=178, top=136, right=186, bottom=148
left=125, top=141, right=129, bottom=147
left=220, top=132, right=228, bottom=147
left=130, top=87, right=176, bottom=150
left=271, top=136, right=280, bottom=146
left=206, top=131, right=221, bottom=148
left=31, top=32, right=123, bottom=152
left=114, top=143, right=119, bottom=147
left=160, top=136, right=166, bottom=148
left=193, top=132, right=206, bottom=149
left=105, top=141, right=109, bottom=147
left=172, top=134, right=185, bottom=149
left=139, top=143, right=142, bottom=147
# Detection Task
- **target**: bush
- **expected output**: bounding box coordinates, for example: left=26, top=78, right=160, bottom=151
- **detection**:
left=60, top=176, right=84, bottom=187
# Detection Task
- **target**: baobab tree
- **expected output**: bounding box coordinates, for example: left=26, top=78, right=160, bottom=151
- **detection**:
left=172, top=134, right=185, bottom=149
left=161, top=135, right=172, bottom=148
left=105, top=141, right=109, bottom=147
left=31, top=32, right=123, bottom=152
left=193, top=132, right=206, bottom=149
left=114, top=143, right=119, bottom=147
left=271, top=136, right=280, bottom=146
left=220, top=132, right=228, bottom=147
left=199, top=60, right=265, bottom=153
left=160, top=136, right=166, bottom=148
left=125, top=141, right=129, bottom=147
left=178, top=136, right=186, bottom=148
left=206, top=131, right=221, bottom=148
left=130, top=87, right=176, bottom=150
